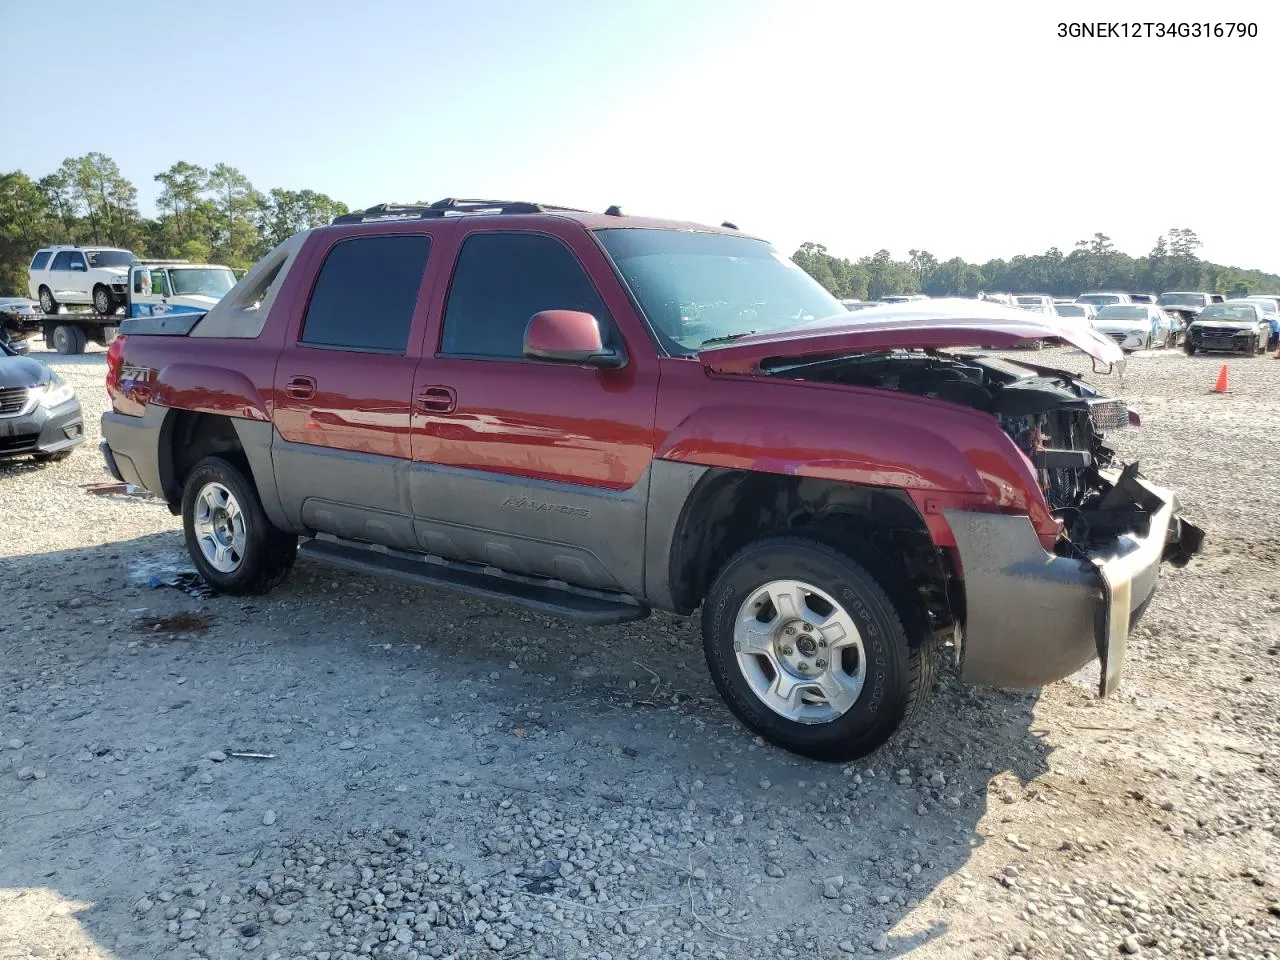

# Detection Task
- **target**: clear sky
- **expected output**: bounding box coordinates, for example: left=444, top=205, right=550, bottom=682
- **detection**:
left=2, top=0, right=1275, bottom=271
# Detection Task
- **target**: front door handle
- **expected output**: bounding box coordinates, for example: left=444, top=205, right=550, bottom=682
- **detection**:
left=416, top=385, right=457, bottom=413
left=285, top=375, right=316, bottom=400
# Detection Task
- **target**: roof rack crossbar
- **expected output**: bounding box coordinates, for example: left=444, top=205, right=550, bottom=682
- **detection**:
left=331, top=198, right=592, bottom=225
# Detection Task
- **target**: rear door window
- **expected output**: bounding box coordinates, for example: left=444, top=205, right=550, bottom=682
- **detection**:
left=51, top=251, right=73, bottom=270
left=300, top=234, right=431, bottom=353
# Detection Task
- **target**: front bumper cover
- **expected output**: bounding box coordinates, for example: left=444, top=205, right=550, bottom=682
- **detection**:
left=0, top=398, right=85, bottom=459
left=946, top=475, right=1203, bottom=696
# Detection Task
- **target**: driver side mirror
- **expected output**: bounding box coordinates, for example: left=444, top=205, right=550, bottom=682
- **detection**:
left=524, top=310, right=627, bottom=369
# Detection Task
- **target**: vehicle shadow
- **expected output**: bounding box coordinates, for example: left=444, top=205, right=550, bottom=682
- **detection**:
left=1, top=529, right=1050, bottom=958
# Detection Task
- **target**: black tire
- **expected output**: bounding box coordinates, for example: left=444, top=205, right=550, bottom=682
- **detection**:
left=33, top=451, right=72, bottom=464
left=51, top=324, right=87, bottom=355
left=38, top=286, right=57, bottom=315
left=1185, top=342, right=1196, bottom=356
left=181, top=455, right=298, bottom=595
left=92, top=285, right=116, bottom=315
left=701, top=536, right=937, bottom=762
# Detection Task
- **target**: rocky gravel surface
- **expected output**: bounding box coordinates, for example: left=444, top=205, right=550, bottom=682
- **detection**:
left=2, top=339, right=1279, bottom=959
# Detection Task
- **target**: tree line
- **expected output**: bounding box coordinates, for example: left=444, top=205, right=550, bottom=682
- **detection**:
left=0, top=153, right=349, bottom=295
left=792, top=231, right=1280, bottom=301
left=4, top=153, right=1279, bottom=303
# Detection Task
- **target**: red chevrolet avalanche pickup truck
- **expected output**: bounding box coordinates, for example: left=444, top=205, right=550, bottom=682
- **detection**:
left=100, top=199, right=1203, bottom=761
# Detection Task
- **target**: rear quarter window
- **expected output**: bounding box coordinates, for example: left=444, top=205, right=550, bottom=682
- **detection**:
left=30, top=251, right=51, bottom=270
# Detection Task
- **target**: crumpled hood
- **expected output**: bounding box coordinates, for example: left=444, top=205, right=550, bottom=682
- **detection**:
left=1190, top=320, right=1256, bottom=330
left=0, top=354, right=51, bottom=389
left=699, top=298, right=1126, bottom=373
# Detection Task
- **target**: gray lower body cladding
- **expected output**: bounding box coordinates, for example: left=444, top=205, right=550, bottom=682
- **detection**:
left=945, top=476, right=1197, bottom=695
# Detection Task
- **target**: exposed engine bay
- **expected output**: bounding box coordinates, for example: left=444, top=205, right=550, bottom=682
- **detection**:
left=765, top=350, right=1202, bottom=563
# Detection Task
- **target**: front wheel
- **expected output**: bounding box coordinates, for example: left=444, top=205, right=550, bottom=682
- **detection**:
left=181, top=456, right=298, bottom=595
left=92, top=285, right=115, bottom=315
left=701, top=537, right=936, bottom=762
left=1185, top=342, right=1196, bottom=356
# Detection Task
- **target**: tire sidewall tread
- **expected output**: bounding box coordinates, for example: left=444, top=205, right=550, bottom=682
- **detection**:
left=181, top=456, right=296, bottom=595
left=701, top=535, right=934, bottom=762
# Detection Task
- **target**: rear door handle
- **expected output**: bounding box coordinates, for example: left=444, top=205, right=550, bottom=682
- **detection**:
left=285, top=375, right=316, bottom=400
left=416, top=385, right=457, bottom=413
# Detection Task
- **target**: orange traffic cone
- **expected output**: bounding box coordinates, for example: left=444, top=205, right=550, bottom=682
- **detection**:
left=1212, top=365, right=1229, bottom=393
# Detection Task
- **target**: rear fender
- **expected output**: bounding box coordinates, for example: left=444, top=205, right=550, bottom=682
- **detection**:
left=150, top=363, right=270, bottom=421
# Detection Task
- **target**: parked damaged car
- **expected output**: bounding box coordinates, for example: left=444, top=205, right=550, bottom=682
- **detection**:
left=100, top=204, right=1204, bottom=761
left=0, top=297, right=38, bottom=356
left=1185, top=301, right=1272, bottom=355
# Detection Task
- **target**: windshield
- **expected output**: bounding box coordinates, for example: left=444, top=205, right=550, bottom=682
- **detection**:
left=1198, top=305, right=1257, bottom=322
left=1015, top=297, right=1043, bottom=305
left=1055, top=304, right=1086, bottom=317
left=168, top=267, right=236, bottom=298
left=86, top=250, right=136, bottom=269
left=595, top=229, right=843, bottom=354
left=1157, top=292, right=1207, bottom=307
left=1096, top=305, right=1148, bottom=320
left=1078, top=294, right=1121, bottom=306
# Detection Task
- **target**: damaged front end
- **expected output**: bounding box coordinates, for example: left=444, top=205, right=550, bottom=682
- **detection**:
left=759, top=347, right=1205, bottom=695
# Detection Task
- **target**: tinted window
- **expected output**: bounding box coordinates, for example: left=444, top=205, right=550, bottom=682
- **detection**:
left=300, top=235, right=430, bottom=352
left=441, top=233, right=612, bottom=358
left=86, top=250, right=136, bottom=268
left=30, top=251, right=51, bottom=270
left=51, top=251, right=73, bottom=270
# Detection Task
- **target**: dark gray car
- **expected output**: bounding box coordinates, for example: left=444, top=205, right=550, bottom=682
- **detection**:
left=0, top=341, right=85, bottom=462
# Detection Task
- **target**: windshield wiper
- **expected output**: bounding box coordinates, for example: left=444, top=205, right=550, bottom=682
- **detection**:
left=698, top=330, right=756, bottom=347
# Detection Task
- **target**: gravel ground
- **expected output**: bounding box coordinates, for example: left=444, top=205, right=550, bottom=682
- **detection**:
left=2, top=338, right=1279, bottom=960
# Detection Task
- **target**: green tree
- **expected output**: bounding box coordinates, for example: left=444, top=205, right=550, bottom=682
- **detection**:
left=255, top=188, right=349, bottom=254
left=205, top=163, right=262, bottom=267
left=0, top=172, right=54, bottom=293
left=64, top=153, right=140, bottom=248
left=155, top=161, right=208, bottom=243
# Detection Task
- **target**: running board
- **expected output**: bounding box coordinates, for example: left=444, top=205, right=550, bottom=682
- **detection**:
left=297, top=536, right=651, bottom=626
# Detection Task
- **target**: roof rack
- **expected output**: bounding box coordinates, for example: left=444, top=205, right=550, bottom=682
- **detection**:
left=331, top=198, right=593, bottom=225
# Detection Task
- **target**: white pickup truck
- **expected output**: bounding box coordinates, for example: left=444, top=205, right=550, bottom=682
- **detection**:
left=128, top=261, right=237, bottom=319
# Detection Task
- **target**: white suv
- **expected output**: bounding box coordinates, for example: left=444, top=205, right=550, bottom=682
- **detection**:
left=27, top=246, right=138, bottom=315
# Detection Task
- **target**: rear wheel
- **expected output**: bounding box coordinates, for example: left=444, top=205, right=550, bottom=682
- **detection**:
left=51, top=324, right=86, bottom=355
left=38, top=286, right=56, bottom=315
left=701, top=536, right=936, bottom=762
left=181, top=456, right=297, bottom=595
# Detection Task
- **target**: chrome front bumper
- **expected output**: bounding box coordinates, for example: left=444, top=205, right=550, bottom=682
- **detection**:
left=945, top=478, right=1201, bottom=696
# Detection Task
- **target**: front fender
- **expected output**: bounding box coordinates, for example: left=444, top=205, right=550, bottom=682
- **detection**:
left=150, top=363, right=270, bottom=421
left=655, top=398, right=1056, bottom=546
left=658, top=403, right=987, bottom=495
